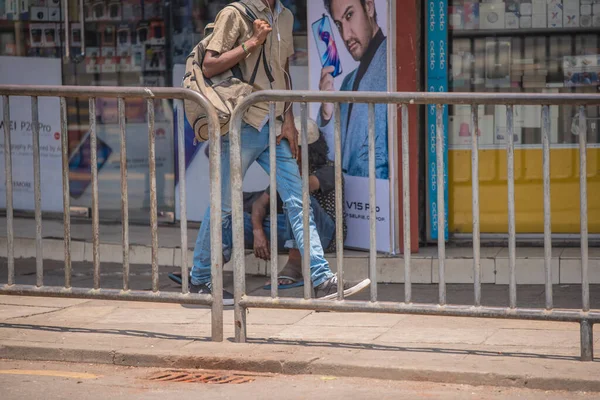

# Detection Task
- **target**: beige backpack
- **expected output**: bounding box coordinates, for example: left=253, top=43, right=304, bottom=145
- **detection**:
left=182, top=1, right=274, bottom=143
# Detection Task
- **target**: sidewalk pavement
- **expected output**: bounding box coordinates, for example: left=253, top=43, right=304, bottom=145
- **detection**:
left=1, top=275, right=599, bottom=391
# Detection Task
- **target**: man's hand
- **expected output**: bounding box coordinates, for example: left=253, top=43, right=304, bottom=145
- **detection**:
left=247, top=19, right=272, bottom=50
left=278, top=118, right=299, bottom=159
left=253, top=228, right=270, bottom=260
left=319, top=66, right=335, bottom=121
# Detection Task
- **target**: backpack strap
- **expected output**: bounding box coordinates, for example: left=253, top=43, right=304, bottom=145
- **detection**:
left=226, top=2, right=259, bottom=23
left=249, top=44, right=275, bottom=85
left=226, top=1, right=276, bottom=86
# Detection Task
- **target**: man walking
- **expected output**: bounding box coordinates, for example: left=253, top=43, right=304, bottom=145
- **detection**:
left=191, top=0, right=369, bottom=304
left=317, top=0, right=388, bottom=179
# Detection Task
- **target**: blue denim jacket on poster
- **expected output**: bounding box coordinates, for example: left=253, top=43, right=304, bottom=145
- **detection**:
left=318, top=37, right=389, bottom=180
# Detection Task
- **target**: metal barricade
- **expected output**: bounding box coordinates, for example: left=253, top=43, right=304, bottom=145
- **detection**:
left=0, top=85, right=224, bottom=342
left=229, top=90, right=600, bottom=361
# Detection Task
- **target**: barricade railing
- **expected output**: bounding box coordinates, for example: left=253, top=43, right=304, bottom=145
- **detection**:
left=0, top=85, right=224, bottom=342
left=229, top=90, right=600, bottom=361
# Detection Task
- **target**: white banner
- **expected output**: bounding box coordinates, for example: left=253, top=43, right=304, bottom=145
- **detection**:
left=0, top=56, right=63, bottom=212
left=68, top=121, right=175, bottom=210
left=344, top=174, right=391, bottom=252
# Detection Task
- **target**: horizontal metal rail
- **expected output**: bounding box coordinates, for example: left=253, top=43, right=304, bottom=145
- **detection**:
left=239, top=296, right=600, bottom=323
left=229, top=89, right=599, bottom=361
left=239, top=90, right=600, bottom=106
left=0, top=85, right=223, bottom=341
left=0, top=285, right=214, bottom=306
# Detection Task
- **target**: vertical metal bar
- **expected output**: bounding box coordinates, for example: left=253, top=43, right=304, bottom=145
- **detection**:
left=579, top=106, right=589, bottom=312
left=387, top=0, right=399, bottom=255
left=301, top=102, right=311, bottom=300
left=542, top=105, right=553, bottom=310
left=89, top=98, right=100, bottom=290
left=62, top=0, right=70, bottom=60
left=209, top=101, right=223, bottom=343
left=119, top=98, right=130, bottom=291
left=147, top=99, right=159, bottom=293
left=31, top=97, right=43, bottom=287
left=269, top=103, right=278, bottom=298
left=401, top=105, right=411, bottom=303
left=368, top=103, right=377, bottom=302
left=507, top=105, right=517, bottom=309
left=60, top=97, right=72, bottom=289
left=232, top=114, right=246, bottom=343
left=580, top=320, right=594, bottom=361
left=3, top=96, right=14, bottom=286
left=176, top=100, right=189, bottom=294
left=436, top=104, right=446, bottom=305
left=334, top=103, right=344, bottom=300
left=471, top=105, right=481, bottom=307
left=78, top=0, right=86, bottom=59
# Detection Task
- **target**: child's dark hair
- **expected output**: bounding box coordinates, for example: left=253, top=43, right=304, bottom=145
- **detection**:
left=307, top=134, right=329, bottom=168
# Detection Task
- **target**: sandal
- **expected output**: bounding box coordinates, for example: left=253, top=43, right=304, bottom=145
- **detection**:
left=263, top=263, right=304, bottom=290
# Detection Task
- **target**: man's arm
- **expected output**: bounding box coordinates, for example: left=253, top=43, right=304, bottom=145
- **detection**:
left=203, top=19, right=272, bottom=78
left=250, top=192, right=271, bottom=260
left=309, top=175, right=320, bottom=192
left=251, top=192, right=269, bottom=232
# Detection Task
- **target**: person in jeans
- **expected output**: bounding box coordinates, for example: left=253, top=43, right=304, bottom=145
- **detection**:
left=190, top=0, right=368, bottom=305
left=170, top=119, right=345, bottom=290
left=248, top=118, right=346, bottom=289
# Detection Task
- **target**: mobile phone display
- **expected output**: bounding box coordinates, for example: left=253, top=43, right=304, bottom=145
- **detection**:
left=68, top=131, right=113, bottom=199
left=312, top=15, right=342, bottom=77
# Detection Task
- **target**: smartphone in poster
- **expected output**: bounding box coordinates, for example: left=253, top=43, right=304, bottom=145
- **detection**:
left=308, top=0, right=392, bottom=253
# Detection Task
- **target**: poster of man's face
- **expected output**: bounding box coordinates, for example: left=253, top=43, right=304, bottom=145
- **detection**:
left=313, top=0, right=386, bottom=75
left=327, top=0, right=378, bottom=61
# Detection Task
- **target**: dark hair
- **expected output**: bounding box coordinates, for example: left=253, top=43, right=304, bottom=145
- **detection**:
left=323, top=0, right=377, bottom=23
left=307, top=135, right=329, bottom=169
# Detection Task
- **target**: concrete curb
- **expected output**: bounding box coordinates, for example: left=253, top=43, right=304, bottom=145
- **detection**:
left=1, top=343, right=599, bottom=392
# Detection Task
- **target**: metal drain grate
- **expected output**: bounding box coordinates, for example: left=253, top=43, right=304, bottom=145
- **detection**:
left=147, top=369, right=258, bottom=384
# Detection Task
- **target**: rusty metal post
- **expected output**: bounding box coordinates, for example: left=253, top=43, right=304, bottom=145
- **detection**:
left=147, top=99, right=159, bottom=293
left=119, top=98, right=130, bottom=291
left=89, top=98, right=100, bottom=290
left=60, top=97, right=72, bottom=288
left=3, top=95, right=14, bottom=286
left=471, top=105, right=481, bottom=306
left=401, top=105, right=411, bottom=303
left=31, top=97, right=43, bottom=287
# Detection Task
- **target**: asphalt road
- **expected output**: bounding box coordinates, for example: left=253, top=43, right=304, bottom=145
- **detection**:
left=0, top=360, right=596, bottom=400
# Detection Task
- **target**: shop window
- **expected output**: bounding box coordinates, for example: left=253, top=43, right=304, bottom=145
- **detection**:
left=447, top=0, right=600, bottom=234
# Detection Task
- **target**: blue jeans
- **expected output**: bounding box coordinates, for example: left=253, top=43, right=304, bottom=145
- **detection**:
left=191, top=122, right=333, bottom=287
left=243, top=196, right=335, bottom=252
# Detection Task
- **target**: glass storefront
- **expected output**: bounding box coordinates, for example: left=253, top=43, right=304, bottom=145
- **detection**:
left=446, top=0, right=600, bottom=235
left=0, top=0, right=308, bottom=222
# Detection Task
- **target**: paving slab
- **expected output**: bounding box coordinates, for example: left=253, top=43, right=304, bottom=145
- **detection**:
left=94, top=307, right=211, bottom=325
left=378, top=327, right=497, bottom=346
left=0, top=297, right=89, bottom=308
left=271, top=325, right=391, bottom=343
left=0, top=304, right=62, bottom=320
left=5, top=305, right=118, bottom=325
left=484, top=328, right=581, bottom=348
left=295, top=312, right=406, bottom=328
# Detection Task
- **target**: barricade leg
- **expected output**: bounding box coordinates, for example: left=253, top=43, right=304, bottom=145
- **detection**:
left=580, top=320, right=594, bottom=361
